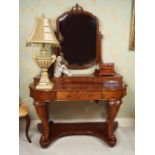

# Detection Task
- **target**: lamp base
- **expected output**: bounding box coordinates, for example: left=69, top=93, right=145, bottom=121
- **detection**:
left=35, top=71, right=54, bottom=90
left=36, top=82, right=54, bottom=90
left=33, top=45, right=56, bottom=90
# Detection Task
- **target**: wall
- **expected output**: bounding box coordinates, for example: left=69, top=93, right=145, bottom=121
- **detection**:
left=19, top=0, right=135, bottom=120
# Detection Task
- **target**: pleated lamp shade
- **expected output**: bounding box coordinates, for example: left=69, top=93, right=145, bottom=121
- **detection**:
left=26, top=15, right=60, bottom=47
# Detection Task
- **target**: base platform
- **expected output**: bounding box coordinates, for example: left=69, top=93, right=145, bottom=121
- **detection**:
left=37, top=121, right=118, bottom=148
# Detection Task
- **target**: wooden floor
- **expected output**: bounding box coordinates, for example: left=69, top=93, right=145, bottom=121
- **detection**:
left=19, top=122, right=135, bottom=155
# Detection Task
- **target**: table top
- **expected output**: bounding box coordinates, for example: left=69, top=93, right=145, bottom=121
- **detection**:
left=32, top=74, right=127, bottom=91
left=30, top=75, right=127, bottom=101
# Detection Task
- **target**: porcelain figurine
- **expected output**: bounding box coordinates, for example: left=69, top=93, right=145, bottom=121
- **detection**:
left=54, top=55, right=72, bottom=77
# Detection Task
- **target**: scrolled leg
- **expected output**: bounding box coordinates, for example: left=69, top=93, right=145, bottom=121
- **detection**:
left=106, top=100, right=122, bottom=145
left=34, top=101, right=49, bottom=147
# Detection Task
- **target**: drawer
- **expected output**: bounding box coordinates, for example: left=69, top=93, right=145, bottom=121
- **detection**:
left=57, top=90, right=124, bottom=101
left=57, top=91, right=102, bottom=101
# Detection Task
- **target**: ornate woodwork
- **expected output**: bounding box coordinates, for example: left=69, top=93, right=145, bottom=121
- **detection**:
left=30, top=74, right=127, bottom=148
left=29, top=4, right=127, bottom=148
left=55, top=4, right=99, bottom=69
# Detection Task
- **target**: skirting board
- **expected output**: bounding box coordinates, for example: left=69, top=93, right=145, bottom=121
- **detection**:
left=19, top=118, right=134, bottom=129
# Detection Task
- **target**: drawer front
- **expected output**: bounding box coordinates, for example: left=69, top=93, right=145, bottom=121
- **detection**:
left=56, top=90, right=123, bottom=101
left=57, top=91, right=102, bottom=101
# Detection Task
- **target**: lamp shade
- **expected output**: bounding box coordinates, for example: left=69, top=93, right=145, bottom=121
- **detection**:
left=26, top=15, right=60, bottom=47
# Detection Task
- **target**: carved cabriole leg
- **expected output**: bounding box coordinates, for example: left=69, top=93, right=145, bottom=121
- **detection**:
left=106, top=100, right=122, bottom=144
left=34, top=101, right=49, bottom=147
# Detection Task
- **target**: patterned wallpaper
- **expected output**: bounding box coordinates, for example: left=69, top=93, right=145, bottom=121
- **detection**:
left=20, top=0, right=135, bottom=120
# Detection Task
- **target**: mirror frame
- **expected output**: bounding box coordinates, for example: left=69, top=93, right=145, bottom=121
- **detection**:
left=55, top=4, right=103, bottom=69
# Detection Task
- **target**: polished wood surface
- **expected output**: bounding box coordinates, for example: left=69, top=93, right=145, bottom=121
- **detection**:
left=29, top=4, right=127, bottom=148
left=37, top=121, right=118, bottom=148
left=30, top=75, right=127, bottom=148
left=31, top=75, right=126, bottom=102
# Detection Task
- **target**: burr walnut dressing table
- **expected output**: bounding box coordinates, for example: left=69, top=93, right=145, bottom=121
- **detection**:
left=29, top=4, right=127, bottom=148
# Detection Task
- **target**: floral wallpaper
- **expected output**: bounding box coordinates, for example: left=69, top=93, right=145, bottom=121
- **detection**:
left=20, top=0, right=135, bottom=120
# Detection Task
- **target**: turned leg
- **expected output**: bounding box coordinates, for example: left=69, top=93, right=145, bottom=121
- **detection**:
left=106, top=100, right=122, bottom=144
left=25, top=115, right=32, bottom=143
left=34, top=101, right=49, bottom=146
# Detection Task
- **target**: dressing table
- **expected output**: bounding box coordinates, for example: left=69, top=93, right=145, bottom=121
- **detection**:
left=29, top=4, right=127, bottom=148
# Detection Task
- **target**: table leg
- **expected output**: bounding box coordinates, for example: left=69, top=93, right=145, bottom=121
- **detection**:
left=106, top=100, right=122, bottom=143
left=25, top=115, right=32, bottom=143
left=34, top=101, right=49, bottom=146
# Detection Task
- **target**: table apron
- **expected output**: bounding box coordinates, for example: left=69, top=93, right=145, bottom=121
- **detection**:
left=56, top=90, right=124, bottom=101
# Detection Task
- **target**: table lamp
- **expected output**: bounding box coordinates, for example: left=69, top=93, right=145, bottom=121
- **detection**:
left=26, top=14, right=60, bottom=90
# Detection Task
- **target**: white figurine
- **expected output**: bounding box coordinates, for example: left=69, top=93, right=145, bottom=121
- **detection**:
left=54, top=55, right=72, bottom=77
